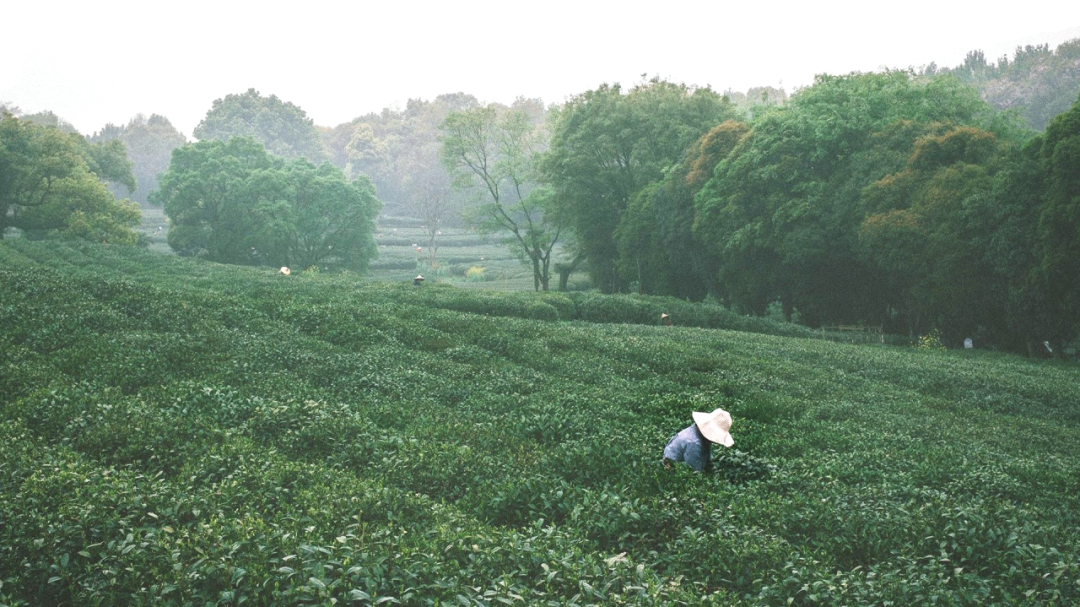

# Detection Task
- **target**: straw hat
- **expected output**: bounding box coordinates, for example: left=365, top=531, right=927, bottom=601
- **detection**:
left=415, top=275, right=425, bottom=281
left=692, top=408, right=734, bottom=447
left=279, top=266, right=291, bottom=276
left=661, top=313, right=670, bottom=320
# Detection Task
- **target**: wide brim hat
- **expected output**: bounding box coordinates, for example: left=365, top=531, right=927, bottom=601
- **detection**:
left=279, top=267, right=291, bottom=276
left=692, top=408, right=734, bottom=447
left=415, top=275, right=425, bottom=281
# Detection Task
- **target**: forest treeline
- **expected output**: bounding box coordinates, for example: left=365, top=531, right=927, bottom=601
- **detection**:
left=2, top=38, right=1078, bottom=353
left=606, top=73, right=1078, bottom=355
left=925, top=39, right=1080, bottom=130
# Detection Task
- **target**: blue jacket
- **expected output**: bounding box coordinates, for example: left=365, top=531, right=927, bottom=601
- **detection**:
left=663, top=424, right=712, bottom=471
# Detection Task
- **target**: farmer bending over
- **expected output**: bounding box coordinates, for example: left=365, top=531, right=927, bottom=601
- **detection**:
left=664, top=408, right=734, bottom=472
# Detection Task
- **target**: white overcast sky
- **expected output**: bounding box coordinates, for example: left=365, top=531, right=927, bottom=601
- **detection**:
left=3, top=1, right=1079, bottom=137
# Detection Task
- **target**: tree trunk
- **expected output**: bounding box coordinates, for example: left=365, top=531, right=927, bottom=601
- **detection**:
left=558, top=267, right=571, bottom=291
left=637, top=257, right=646, bottom=295
left=532, top=256, right=541, bottom=292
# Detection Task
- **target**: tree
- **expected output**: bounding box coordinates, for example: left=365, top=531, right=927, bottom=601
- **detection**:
left=929, top=38, right=1080, bottom=130
left=858, top=126, right=1002, bottom=338
left=343, top=123, right=390, bottom=183
left=695, top=71, right=1018, bottom=325
left=965, top=140, right=1051, bottom=354
left=194, top=89, right=328, bottom=162
left=91, top=114, right=187, bottom=206
left=0, top=113, right=140, bottom=243
left=1034, top=92, right=1080, bottom=345
left=401, top=145, right=452, bottom=269
left=616, top=120, right=750, bottom=300
left=20, top=110, right=78, bottom=134
left=441, top=105, right=559, bottom=291
left=542, top=78, right=738, bottom=292
left=724, top=86, right=788, bottom=117
left=152, top=137, right=380, bottom=270
left=321, top=92, right=482, bottom=218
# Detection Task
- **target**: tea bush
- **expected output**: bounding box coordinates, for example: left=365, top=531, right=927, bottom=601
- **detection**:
left=1, top=239, right=1078, bottom=605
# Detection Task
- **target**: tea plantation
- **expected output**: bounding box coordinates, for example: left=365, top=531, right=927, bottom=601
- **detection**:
left=1, top=240, right=1078, bottom=605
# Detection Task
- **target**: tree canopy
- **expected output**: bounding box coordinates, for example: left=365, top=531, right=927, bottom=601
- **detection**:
left=693, top=71, right=1019, bottom=322
left=152, top=137, right=380, bottom=271
left=928, top=38, right=1080, bottom=130
left=1034, top=93, right=1080, bottom=342
left=194, top=89, right=328, bottom=162
left=441, top=103, right=558, bottom=291
left=542, top=78, right=740, bottom=292
left=0, top=113, right=140, bottom=243
left=92, top=114, right=187, bottom=206
left=321, top=93, right=484, bottom=214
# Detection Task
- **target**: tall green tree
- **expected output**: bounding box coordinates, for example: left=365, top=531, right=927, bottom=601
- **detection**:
left=0, top=113, right=140, bottom=243
left=1034, top=92, right=1080, bottom=345
left=194, top=89, right=327, bottom=162
left=695, top=71, right=1017, bottom=324
left=441, top=104, right=559, bottom=291
left=152, top=137, right=379, bottom=270
left=542, top=78, right=738, bottom=292
left=859, top=127, right=1002, bottom=338
left=964, top=140, right=1051, bottom=354
left=616, top=120, right=750, bottom=300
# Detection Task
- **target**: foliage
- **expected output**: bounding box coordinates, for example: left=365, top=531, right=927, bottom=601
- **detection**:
left=321, top=93, right=484, bottom=212
left=0, top=113, right=140, bottom=243
left=151, top=137, right=380, bottom=271
left=91, top=114, right=187, bottom=206
left=1, top=239, right=1079, bottom=605
left=723, top=86, right=788, bottom=119
left=441, top=104, right=559, bottom=291
left=194, top=88, right=328, bottom=162
left=465, top=265, right=486, bottom=281
left=617, top=120, right=750, bottom=300
left=858, top=126, right=1003, bottom=337
left=542, top=78, right=740, bottom=292
left=694, top=71, right=1025, bottom=332
left=19, top=110, right=79, bottom=134
left=928, top=38, right=1080, bottom=130
left=1033, top=92, right=1080, bottom=343
left=915, top=328, right=947, bottom=351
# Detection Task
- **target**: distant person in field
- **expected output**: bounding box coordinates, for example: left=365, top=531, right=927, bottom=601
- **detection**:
left=414, top=274, right=425, bottom=287
left=664, top=408, right=734, bottom=472
left=660, top=313, right=673, bottom=326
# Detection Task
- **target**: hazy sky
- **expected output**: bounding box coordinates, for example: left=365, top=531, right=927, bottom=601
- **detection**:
left=3, top=1, right=1079, bottom=137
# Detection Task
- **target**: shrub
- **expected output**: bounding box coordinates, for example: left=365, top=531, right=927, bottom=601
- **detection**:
left=464, top=265, right=486, bottom=281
